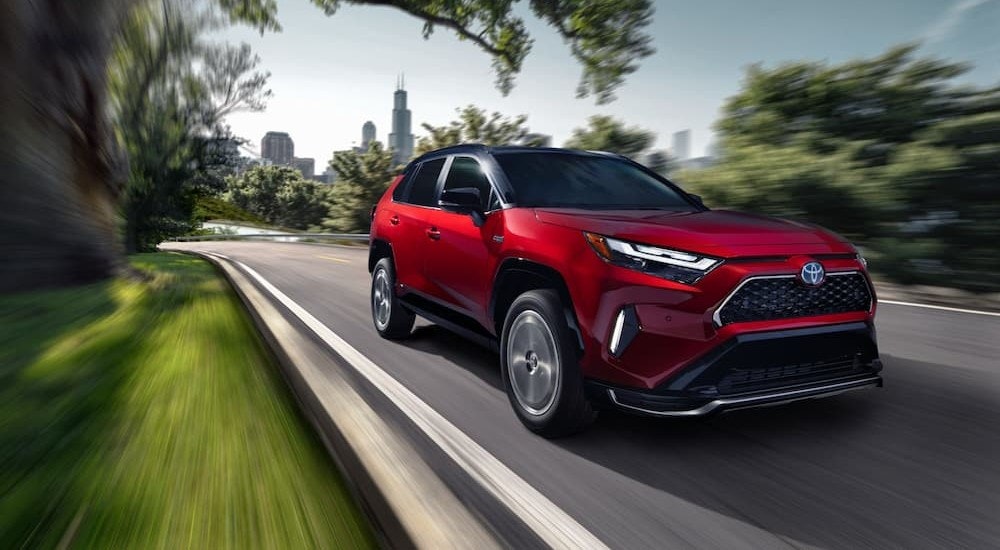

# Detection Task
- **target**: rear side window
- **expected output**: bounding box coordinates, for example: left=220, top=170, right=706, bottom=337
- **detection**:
left=391, top=168, right=412, bottom=201
left=442, top=157, right=493, bottom=211
left=405, top=158, right=446, bottom=207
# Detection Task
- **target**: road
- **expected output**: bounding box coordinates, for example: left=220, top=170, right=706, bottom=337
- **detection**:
left=166, top=241, right=1000, bottom=549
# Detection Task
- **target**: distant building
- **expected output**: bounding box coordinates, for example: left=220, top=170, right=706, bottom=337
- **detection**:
left=291, top=157, right=315, bottom=179
left=246, top=158, right=273, bottom=169
left=388, top=74, right=414, bottom=165
left=361, top=121, right=376, bottom=152
left=261, top=131, right=294, bottom=165
left=322, top=166, right=337, bottom=184
left=677, top=156, right=715, bottom=171
left=671, top=130, right=691, bottom=161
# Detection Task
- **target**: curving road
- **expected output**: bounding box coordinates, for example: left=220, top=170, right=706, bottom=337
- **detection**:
left=166, top=241, right=1000, bottom=549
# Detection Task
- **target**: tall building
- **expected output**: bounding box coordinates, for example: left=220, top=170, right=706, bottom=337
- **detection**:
left=671, top=130, right=691, bottom=161
left=322, top=166, right=338, bottom=185
left=388, top=75, right=414, bottom=165
left=362, top=121, right=376, bottom=151
left=261, top=131, right=294, bottom=165
left=291, top=157, right=315, bottom=179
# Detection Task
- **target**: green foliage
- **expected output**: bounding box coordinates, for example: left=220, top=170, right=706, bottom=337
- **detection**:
left=226, top=166, right=328, bottom=229
left=192, top=195, right=266, bottom=223
left=564, top=115, right=655, bottom=156
left=323, top=142, right=398, bottom=233
left=642, top=150, right=674, bottom=176
left=112, top=1, right=271, bottom=252
left=415, top=104, right=544, bottom=156
left=681, top=45, right=1000, bottom=291
left=0, top=253, right=373, bottom=547
left=679, top=142, right=879, bottom=241
left=215, top=0, right=281, bottom=32
left=309, top=0, right=654, bottom=103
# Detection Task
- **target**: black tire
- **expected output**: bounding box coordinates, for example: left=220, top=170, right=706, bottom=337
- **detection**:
left=500, top=289, right=596, bottom=438
left=371, top=257, right=415, bottom=339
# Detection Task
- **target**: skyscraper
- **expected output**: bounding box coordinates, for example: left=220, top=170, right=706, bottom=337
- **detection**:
left=291, top=157, right=315, bottom=179
left=361, top=121, right=376, bottom=152
left=261, top=131, right=294, bottom=165
left=671, top=130, right=691, bottom=161
left=387, top=75, right=414, bottom=165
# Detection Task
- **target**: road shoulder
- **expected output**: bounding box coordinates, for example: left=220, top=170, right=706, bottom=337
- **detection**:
left=189, top=250, right=501, bottom=549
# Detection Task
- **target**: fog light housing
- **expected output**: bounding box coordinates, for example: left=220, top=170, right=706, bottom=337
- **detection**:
left=609, top=305, right=640, bottom=358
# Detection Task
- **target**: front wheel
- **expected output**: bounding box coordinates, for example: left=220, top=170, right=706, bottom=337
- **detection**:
left=371, top=257, right=415, bottom=339
left=500, top=289, right=595, bottom=438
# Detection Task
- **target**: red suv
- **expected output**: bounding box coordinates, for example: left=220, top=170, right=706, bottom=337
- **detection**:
left=369, top=145, right=881, bottom=437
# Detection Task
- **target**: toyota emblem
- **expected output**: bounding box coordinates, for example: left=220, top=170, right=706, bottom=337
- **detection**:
left=800, top=261, right=825, bottom=286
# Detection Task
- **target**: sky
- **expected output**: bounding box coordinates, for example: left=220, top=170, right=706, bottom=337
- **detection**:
left=212, top=0, right=1000, bottom=166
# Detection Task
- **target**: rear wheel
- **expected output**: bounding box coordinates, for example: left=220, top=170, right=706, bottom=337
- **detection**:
left=500, top=289, right=595, bottom=437
left=371, top=257, right=415, bottom=339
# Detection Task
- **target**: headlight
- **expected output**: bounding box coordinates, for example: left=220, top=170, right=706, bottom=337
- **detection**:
left=584, top=232, right=721, bottom=284
left=856, top=248, right=868, bottom=269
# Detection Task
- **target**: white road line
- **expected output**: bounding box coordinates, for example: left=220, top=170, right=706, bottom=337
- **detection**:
left=880, top=300, right=1000, bottom=317
left=208, top=251, right=608, bottom=550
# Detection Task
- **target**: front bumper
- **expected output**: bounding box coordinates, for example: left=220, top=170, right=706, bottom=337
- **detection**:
left=587, top=322, right=882, bottom=416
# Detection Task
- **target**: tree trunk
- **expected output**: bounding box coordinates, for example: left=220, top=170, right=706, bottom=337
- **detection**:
left=0, top=0, right=131, bottom=293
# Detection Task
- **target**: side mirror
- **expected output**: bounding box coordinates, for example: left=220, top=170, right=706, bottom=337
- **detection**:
left=439, top=187, right=482, bottom=213
left=689, top=193, right=706, bottom=208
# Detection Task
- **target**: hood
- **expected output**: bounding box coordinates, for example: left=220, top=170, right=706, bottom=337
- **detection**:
left=533, top=208, right=853, bottom=257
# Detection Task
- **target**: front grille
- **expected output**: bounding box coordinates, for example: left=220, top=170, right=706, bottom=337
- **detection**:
left=716, top=354, right=860, bottom=394
left=717, top=272, right=872, bottom=325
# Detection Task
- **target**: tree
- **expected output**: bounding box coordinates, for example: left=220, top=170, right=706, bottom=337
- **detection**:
left=323, top=142, right=398, bottom=233
left=642, top=150, right=674, bottom=176
left=226, top=166, right=327, bottom=229
left=0, top=0, right=654, bottom=291
left=112, top=1, right=272, bottom=252
left=681, top=45, right=1000, bottom=292
left=310, top=0, right=655, bottom=103
left=564, top=115, right=655, bottom=157
left=415, top=105, right=546, bottom=156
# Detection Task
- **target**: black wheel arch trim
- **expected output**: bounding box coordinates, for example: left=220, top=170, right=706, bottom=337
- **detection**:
left=489, top=258, right=585, bottom=353
left=368, top=239, right=394, bottom=273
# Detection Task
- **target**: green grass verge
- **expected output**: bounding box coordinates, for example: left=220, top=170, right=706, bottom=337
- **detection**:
left=0, top=253, right=375, bottom=549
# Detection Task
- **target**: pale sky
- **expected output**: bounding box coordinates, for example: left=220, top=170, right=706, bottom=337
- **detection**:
left=212, top=0, right=1000, bottom=167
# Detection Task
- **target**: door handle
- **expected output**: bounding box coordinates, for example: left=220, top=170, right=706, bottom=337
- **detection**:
left=425, top=227, right=441, bottom=240
left=389, top=215, right=400, bottom=226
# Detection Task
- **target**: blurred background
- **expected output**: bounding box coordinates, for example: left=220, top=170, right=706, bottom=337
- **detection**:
left=1, top=0, right=997, bottom=294
left=1, top=0, right=997, bottom=547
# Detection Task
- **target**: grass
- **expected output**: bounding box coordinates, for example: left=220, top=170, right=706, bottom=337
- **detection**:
left=0, top=253, right=374, bottom=549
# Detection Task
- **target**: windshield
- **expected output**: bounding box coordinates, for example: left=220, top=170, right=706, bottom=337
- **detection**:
left=494, top=152, right=696, bottom=210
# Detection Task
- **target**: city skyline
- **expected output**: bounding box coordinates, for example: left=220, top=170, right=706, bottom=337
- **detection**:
left=387, top=75, right=414, bottom=165
left=215, top=0, right=1000, bottom=164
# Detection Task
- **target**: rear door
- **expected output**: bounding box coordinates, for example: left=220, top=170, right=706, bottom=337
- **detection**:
left=422, top=155, right=503, bottom=325
left=390, top=157, right=446, bottom=295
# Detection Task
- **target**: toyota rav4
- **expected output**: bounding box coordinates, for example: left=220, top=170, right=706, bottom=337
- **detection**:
left=368, top=145, right=882, bottom=437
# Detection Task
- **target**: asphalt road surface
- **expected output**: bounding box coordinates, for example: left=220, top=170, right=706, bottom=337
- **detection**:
left=167, top=241, right=1000, bottom=549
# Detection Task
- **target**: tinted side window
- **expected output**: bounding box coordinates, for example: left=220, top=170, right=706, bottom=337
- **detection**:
left=406, top=158, right=446, bottom=207
left=443, top=157, right=492, bottom=210
left=391, top=167, right=412, bottom=201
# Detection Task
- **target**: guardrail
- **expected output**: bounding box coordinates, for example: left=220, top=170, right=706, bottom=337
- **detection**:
left=171, top=233, right=370, bottom=242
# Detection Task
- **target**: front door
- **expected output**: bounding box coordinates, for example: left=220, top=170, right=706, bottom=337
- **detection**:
left=423, top=156, right=501, bottom=325
left=392, top=157, right=447, bottom=296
